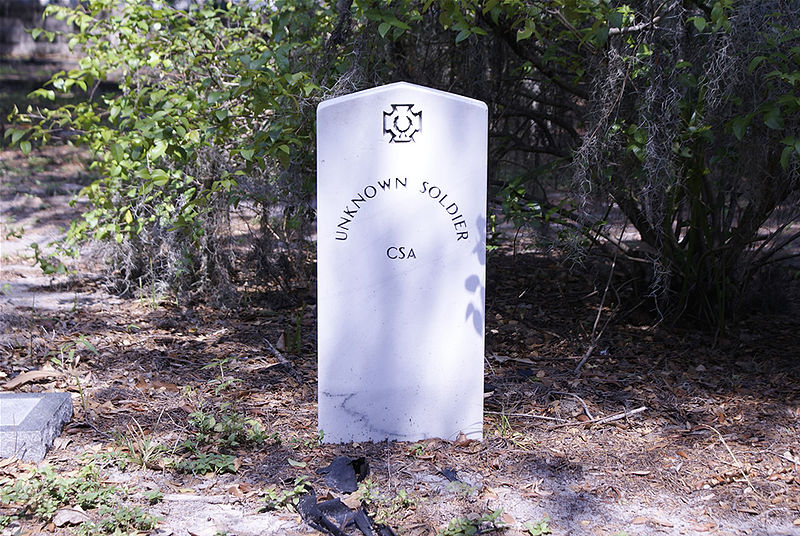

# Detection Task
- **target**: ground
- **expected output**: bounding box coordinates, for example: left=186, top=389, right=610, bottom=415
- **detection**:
left=1, top=146, right=800, bottom=536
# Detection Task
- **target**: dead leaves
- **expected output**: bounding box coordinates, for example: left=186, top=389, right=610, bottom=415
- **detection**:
left=2, top=367, right=62, bottom=390
left=53, top=507, right=91, bottom=527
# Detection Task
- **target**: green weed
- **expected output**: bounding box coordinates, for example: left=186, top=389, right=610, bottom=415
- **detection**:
left=373, top=488, right=417, bottom=525
left=525, top=517, right=552, bottom=535
left=49, top=334, right=98, bottom=412
left=288, top=429, right=324, bottom=450
left=0, top=463, right=158, bottom=535
left=77, top=504, right=160, bottom=536
left=29, top=242, right=68, bottom=276
left=4, top=226, right=24, bottom=240
left=175, top=452, right=239, bottom=475
left=202, top=357, right=242, bottom=395
left=142, top=489, right=164, bottom=504
left=347, top=480, right=418, bottom=525
left=438, top=509, right=504, bottom=536
left=186, top=408, right=271, bottom=449
left=114, top=417, right=168, bottom=470
left=175, top=407, right=274, bottom=475
left=260, top=476, right=312, bottom=511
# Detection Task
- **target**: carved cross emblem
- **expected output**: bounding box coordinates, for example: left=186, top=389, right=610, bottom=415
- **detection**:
left=383, top=104, right=422, bottom=143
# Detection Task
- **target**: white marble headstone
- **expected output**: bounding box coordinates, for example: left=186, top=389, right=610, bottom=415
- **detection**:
left=317, top=81, right=487, bottom=443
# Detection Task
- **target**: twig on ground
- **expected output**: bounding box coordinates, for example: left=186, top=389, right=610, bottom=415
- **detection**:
left=554, top=406, right=647, bottom=428
left=587, top=405, right=647, bottom=425
left=263, top=337, right=302, bottom=381
left=485, top=410, right=567, bottom=423
left=774, top=451, right=800, bottom=468
left=551, top=391, right=595, bottom=420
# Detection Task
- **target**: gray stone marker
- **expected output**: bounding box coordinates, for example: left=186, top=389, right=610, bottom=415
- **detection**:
left=0, top=392, right=73, bottom=461
left=317, top=82, right=487, bottom=443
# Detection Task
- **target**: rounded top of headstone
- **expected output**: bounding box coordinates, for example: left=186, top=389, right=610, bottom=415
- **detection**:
left=317, top=81, right=487, bottom=112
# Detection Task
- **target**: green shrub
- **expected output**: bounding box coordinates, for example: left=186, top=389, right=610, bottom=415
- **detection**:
left=9, top=0, right=332, bottom=301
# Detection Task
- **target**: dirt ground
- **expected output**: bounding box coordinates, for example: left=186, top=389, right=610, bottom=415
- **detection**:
left=1, top=146, right=800, bottom=536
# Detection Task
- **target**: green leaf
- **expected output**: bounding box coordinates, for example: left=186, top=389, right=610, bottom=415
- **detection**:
left=240, top=148, right=254, bottom=161
left=151, top=170, right=169, bottom=187
left=455, top=29, right=471, bottom=43
left=781, top=145, right=792, bottom=169
left=763, top=106, right=784, bottom=130
left=110, top=143, right=124, bottom=162
left=208, top=91, right=226, bottom=105
left=378, top=22, right=391, bottom=38
left=517, top=22, right=535, bottom=41
left=9, top=127, right=26, bottom=145
left=730, top=117, right=749, bottom=141
left=590, top=26, right=609, bottom=47
left=148, top=140, right=167, bottom=160
left=747, top=56, right=766, bottom=73
left=690, top=16, right=707, bottom=32
left=608, top=11, right=623, bottom=29
left=711, top=3, right=723, bottom=24
left=20, top=140, right=32, bottom=155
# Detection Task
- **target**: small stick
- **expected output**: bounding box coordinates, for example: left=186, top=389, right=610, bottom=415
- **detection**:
left=263, top=338, right=302, bottom=381
left=554, top=406, right=647, bottom=428
left=485, top=410, right=567, bottom=423
left=774, top=452, right=800, bottom=468
left=590, top=406, right=646, bottom=425
left=552, top=391, right=595, bottom=420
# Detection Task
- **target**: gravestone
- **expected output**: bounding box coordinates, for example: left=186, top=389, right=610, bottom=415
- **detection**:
left=0, top=392, right=73, bottom=461
left=317, top=82, right=487, bottom=443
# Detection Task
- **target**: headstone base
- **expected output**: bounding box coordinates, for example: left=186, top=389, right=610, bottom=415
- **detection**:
left=0, top=392, right=73, bottom=461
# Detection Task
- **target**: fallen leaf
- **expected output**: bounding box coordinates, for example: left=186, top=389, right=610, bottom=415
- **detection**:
left=736, top=508, right=759, bottom=515
left=690, top=522, right=716, bottom=532
left=629, top=470, right=651, bottom=476
left=287, top=458, right=306, bottom=468
left=481, top=487, right=498, bottom=500
left=53, top=508, right=90, bottom=527
left=3, top=369, right=61, bottom=390
left=150, top=380, right=180, bottom=392
left=342, top=489, right=364, bottom=509
left=631, top=516, right=648, bottom=525
left=576, top=414, right=591, bottom=422
left=676, top=450, right=689, bottom=459
left=500, top=512, right=515, bottom=525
